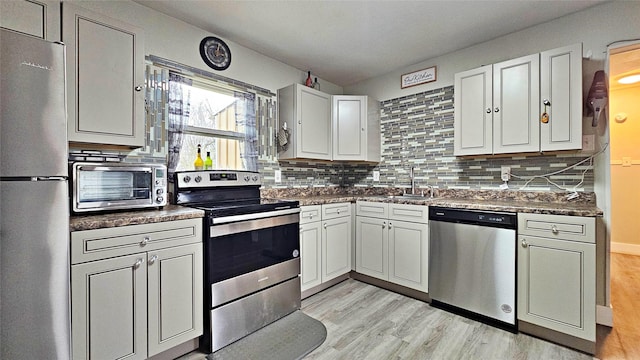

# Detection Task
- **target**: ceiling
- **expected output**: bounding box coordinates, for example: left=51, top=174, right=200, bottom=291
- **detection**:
left=134, top=0, right=607, bottom=87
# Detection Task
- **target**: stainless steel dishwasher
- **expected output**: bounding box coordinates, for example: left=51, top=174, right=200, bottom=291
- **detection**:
left=428, top=206, right=517, bottom=331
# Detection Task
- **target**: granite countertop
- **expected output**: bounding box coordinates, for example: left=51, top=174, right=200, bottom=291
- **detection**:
left=266, top=189, right=603, bottom=217
left=70, top=205, right=205, bottom=231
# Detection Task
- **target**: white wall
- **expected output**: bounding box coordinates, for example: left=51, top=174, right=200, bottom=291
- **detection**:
left=62, top=0, right=343, bottom=95
left=345, top=1, right=639, bottom=102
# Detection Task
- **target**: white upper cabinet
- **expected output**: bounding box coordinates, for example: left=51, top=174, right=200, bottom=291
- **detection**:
left=62, top=3, right=145, bottom=147
left=454, top=44, right=582, bottom=156
left=278, top=84, right=332, bottom=160
left=332, top=95, right=380, bottom=162
left=0, top=0, right=59, bottom=40
left=493, top=54, right=540, bottom=154
left=278, top=85, right=380, bottom=162
left=454, top=66, right=493, bottom=156
left=540, top=43, right=583, bottom=151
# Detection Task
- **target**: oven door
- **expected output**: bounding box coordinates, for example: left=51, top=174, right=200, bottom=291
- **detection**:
left=206, top=211, right=300, bottom=307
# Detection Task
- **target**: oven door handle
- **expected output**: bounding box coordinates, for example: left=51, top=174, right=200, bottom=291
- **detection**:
left=210, top=209, right=300, bottom=237
left=211, top=208, right=301, bottom=225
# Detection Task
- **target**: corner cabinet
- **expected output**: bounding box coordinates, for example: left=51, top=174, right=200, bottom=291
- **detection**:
left=517, top=213, right=596, bottom=354
left=454, top=43, right=582, bottom=156
left=277, top=85, right=381, bottom=162
left=299, top=203, right=352, bottom=297
left=70, top=219, right=203, bottom=360
left=62, top=3, right=145, bottom=147
left=278, top=84, right=332, bottom=160
left=355, top=201, right=429, bottom=292
left=332, top=95, right=380, bottom=162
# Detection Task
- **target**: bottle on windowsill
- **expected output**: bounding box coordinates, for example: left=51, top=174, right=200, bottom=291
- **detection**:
left=305, top=71, right=312, bottom=87
left=194, top=144, right=204, bottom=170
left=204, top=151, right=213, bottom=170
left=312, top=77, right=320, bottom=91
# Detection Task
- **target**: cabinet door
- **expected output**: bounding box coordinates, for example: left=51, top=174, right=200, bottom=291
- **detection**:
left=388, top=220, right=429, bottom=292
left=63, top=3, right=145, bottom=147
left=333, top=95, right=366, bottom=160
left=0, top=0, right=60, bottom=41
left=518, top=235, right=595, bottom=341
left=355, top=216, right=388, bottom=280
left=540, top=43, right=583, bottom=151
left=454, top=66, right=493, bottom=156
left=493, top=54, right=540, bottom=154
left=297, top=85, right=332, bottom=160
left=71, top=253, right=147, bottom=360
left=148, top=243, right=204, bottom=356
left=300, top=221, right=322, bottom=292
left=322, top=216, right=352, bottom=281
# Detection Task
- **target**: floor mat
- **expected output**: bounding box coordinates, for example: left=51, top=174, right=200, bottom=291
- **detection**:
left=207, top=310, right=327, bottom=360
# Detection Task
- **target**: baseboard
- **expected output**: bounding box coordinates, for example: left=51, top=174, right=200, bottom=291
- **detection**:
left=597, top=305, right=613, bottom=327
left=610, top=242, right=640, bottom=255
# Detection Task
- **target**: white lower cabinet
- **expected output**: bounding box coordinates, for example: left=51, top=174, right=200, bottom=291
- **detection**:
left=517, top=213, right=596, bottom=351
left=300, top=203, right=352, bottom=294
left=71, top=218, right=203, bottom=360
left=355, top=201, right=429, bottom=292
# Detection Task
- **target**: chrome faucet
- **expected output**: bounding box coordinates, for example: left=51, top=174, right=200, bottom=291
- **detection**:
left=426, top=185, right=434, bottom=198
left=410, top=167, right=416, bottom=195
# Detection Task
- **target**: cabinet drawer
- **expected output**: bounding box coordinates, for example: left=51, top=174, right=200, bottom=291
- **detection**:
left=356, top=201, right=388, bottom=219
left=71, top=218, right=203, bottom=264
left=388, top=204, right=428, bottom=223
left=300, top=205, right=321, bottom=224
left=518, top=213, right=595, bottom=243
left=322, top=202, right=351, bottom=220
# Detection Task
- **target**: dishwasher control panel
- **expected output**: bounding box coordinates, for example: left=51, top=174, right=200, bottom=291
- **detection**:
left=429, top=206, right=517, bottom=229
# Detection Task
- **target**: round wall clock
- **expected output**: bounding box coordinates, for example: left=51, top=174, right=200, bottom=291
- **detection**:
left=199, top=36, right=231, bottom=71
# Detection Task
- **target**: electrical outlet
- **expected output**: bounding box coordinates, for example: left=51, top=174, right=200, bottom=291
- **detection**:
left=501, top=166, right=511, bottom=181
left=274, top=170, right=282, bottom=183
left=373, top=170, right=380, bottom=182
left=582, top=135, right=595, bottom=152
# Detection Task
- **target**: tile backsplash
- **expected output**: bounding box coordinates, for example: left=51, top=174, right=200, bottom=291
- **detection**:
left=260, top=85, right=594, bottom=192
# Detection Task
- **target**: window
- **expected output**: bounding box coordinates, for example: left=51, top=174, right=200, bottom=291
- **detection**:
left=167, top=72, right=257, bottom=173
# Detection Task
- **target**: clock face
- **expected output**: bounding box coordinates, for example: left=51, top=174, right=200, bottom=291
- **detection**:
left=199, top=37, right=231, bottom=71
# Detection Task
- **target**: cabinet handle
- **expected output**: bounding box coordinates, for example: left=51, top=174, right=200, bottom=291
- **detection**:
left=551, top=225, right=559, bottom=234
left=382, top=221, right=386, bottom=228
left=140, top=236, right=150, bottom=247
left=494, top=107, right=500, bottom=113
left=521, top=239, right=528, bottom=248
left=298, top=120, right=302, bottom=124
left=133, top=258, right=144, bottom=269
left=543, top=99, right=551, bottom=106
left=323, top=223, right=327, bottom=229
left=388, top=222, right=392, bottom=229
left=486, top=108, right=492, bottom=114
left=135, top=85, right=142, bottom=92
left=337, top=209, right=341, bottom=214
left=148, top=255, right=158, bottom=265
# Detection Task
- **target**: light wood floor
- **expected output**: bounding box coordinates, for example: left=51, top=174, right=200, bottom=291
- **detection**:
left=179, top=252, right=639, bottom=360
left=596, top=253, right=640, bottom=360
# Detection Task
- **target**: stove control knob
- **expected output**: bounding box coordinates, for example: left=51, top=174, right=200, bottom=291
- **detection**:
left=252, top=176, right=258, bottom=182
left=195, top=175, right=202, bottom=183
left=156, top=196, right=164, bottom=203
left=244, top=175, right=250, bottom=182
left=183, top=176, right=191, bottom=183
left=156, top=189, right=164, bottom=195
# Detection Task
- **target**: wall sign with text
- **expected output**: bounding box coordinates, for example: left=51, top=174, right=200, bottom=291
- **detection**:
left=401, top=66, right=437, bottom=89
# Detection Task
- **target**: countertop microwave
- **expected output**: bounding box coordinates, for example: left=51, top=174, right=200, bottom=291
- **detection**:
left=71, top=162, right=167, bottom=213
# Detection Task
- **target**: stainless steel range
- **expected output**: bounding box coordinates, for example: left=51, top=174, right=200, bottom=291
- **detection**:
left=174, top=170, right=301, bottom=353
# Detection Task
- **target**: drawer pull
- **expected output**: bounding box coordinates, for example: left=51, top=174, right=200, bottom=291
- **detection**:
left=140, top=236, right=150, bottom=247
left=551, top=225, right=559, bottom=234
left=148, top=255, right=158, bottom=265
left=521, top=239, right=528, bottom=248
left=133, top=258, right=144, bottom=269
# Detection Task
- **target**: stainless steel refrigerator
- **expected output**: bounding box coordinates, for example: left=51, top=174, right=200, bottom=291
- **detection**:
left=0, top=28, right=71, bottom=359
